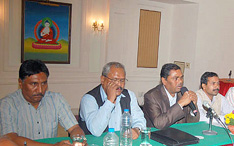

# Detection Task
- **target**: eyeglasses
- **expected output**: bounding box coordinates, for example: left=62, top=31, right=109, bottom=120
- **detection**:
left=104, top=75, right=128, bottom=83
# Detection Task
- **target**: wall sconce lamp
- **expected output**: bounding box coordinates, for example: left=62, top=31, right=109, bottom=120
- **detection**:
left=92, top=20, right=104, bottom=32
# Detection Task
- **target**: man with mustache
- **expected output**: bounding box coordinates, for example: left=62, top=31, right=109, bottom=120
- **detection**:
left=78, top=62, right=146, bottom=139
left=143, top=63, right=200, bottom=129
left=0, top=60, right=86, bottom=146
left=196, top=72, right=233, bottom=124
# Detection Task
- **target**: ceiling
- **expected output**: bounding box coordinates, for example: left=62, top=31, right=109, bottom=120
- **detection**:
left=148, top=0, right=196, bottom=4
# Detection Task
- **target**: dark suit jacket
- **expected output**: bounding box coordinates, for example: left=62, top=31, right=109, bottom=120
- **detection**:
left=143, top=84, right=200, bottom=129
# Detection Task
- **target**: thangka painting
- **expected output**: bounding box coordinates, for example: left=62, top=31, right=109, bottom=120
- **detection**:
left=21, top=0, right=72, bottom=64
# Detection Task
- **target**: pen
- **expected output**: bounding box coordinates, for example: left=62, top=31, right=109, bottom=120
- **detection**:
left=24, top=141, right=27, bottom=146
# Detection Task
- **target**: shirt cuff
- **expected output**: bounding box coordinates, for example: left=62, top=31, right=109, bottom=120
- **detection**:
left=178, top=103, right=183, bottom=110
left=190, top=110, right=195, bottom=116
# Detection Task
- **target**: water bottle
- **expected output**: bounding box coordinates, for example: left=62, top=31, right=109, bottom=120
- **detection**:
left=120, top=109, right=132, bottom=146
left=103, top=128, right=119, bottom=146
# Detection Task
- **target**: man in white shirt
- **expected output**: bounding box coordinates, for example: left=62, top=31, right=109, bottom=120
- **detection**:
left=225, top=87, right=234, bottom=107
left=196, top=72, right=233, bottom=125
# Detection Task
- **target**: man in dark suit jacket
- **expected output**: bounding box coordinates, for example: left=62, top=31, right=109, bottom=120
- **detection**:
left=143, top=63, right=200, bottom=129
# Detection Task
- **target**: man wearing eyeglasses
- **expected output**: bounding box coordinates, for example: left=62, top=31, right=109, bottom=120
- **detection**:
left=78, top=62, right=146, bottom=139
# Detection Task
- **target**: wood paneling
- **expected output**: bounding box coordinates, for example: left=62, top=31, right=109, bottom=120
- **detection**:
left=137, top=10, right=161, bottom=68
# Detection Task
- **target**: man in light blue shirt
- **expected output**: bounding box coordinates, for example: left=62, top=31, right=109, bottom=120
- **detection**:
left=0, top=60, right=85, bottom=146
left=79, top=62, right=146, bottom=139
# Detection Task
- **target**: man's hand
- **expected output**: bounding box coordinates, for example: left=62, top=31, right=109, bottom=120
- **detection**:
left=106, top=81, right=119, bottom=103
left=178, top=91, right=198, bottom=107
left=68, top=125, right=87, bottom=146
left=53, top=140, right=72, bottom=146
left=132, top=128, right=140, bottom=140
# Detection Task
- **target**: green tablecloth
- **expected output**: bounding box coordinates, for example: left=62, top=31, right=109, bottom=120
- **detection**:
left=36, top=121, right=233, bottom=146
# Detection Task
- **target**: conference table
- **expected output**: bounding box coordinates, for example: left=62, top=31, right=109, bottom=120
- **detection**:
left=36, top=122, right=233, bottom=146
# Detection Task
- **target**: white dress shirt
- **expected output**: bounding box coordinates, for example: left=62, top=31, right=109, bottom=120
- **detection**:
left=225, top=87, right=234, bottom=107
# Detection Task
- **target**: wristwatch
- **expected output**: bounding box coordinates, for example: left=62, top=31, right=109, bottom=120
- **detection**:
left=136, top=127, right=141, bottom=133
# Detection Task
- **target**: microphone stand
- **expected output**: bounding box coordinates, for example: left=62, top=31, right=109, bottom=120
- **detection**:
left=216, top=117, right=234, bottom=146
left=202, top=108, right=217, bottom=135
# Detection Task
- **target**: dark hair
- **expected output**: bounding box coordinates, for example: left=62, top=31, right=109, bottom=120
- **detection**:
left=19, top=60, right=49, bottom=81
left=160, top=63, right=181, bottom=80
left=200, top=72, right=218, bottom=89
left=102, top=62, right=126, bottom=76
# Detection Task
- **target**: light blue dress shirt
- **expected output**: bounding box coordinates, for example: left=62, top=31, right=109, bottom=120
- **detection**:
left=0, top=89, right=78, bottom=140
left=79, top=86, right=146, bottom=137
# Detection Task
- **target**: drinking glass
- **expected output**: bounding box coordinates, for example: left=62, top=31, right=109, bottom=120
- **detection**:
left=140, top=127, right=152, bottom=146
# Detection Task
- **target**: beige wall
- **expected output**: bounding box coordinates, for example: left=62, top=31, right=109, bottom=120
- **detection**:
left=193, top=0, right=234, bottom=88
left=1, top=0, right=234, bottom=110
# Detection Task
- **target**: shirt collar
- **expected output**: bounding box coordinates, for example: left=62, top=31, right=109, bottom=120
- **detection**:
left=201, top=89, right=216, bottom=103
left=19, top=89, right=28, bottom=103
left=163, top=85, right=177, bottom=106
left=18, top=89, right=45, bottom=109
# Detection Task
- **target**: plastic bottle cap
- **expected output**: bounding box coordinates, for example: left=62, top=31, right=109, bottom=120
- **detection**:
left=108, top=128, right=115, bottom=132
left=124, top=109, right=129, bottom=112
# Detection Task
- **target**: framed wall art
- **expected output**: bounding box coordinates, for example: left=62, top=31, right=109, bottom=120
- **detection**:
left=174, top=61, right=185, bottom=74
left=21, top=0, right=72, bottom=64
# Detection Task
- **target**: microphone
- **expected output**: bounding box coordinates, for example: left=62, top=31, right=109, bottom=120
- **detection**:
left=202, top=101, right=220, bottom=120
left=202, top=101, right=234, bottom=145
left=229, top=70, right=232, bottom=80
left=180, top=87, right=197, bottom=116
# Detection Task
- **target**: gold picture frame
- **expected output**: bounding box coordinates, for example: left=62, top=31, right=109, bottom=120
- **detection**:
left=21, top=0, right=72, bottom=64
left=174, top=61, right=185, bottom=74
